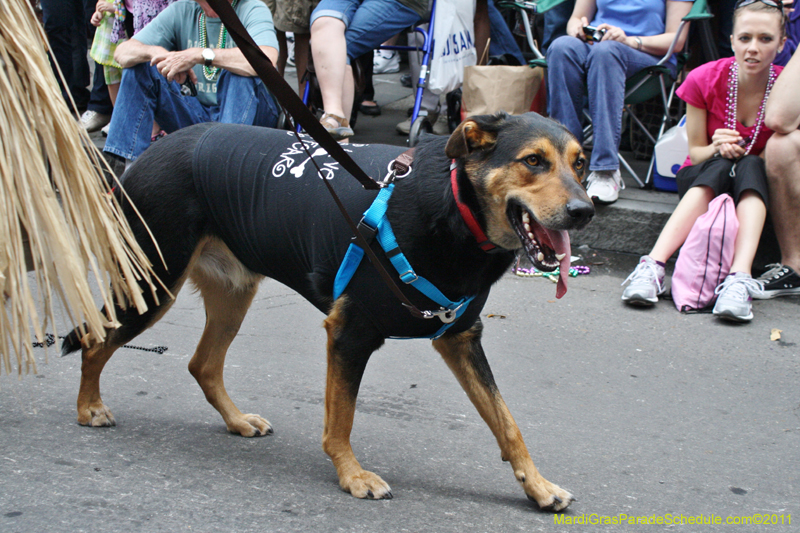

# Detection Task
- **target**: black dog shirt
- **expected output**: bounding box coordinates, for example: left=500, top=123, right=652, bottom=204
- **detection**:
left=192, top=124, right=488, bottom=338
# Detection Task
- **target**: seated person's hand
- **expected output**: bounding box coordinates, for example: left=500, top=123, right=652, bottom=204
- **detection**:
left=151, top=50, right=200, bottom=84
left=567, top=16, right=591, bottom=41
left=596, top=24, right=628, bottom=44
left=712, top=128, right=745, bottom=160
left=173, top=68, right=198, bottom=87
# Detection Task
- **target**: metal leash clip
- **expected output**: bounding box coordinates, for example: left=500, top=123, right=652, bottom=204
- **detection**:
left=380, top=153, right=414, bottom=187
left=422, top=303, right=464, bottom=323
left=380, top=160, right=413, bottom=187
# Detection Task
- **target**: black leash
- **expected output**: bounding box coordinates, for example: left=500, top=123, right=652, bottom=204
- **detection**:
left=207, top=0, right=378, bottom=189
left=204, top=0, right=446, bottom=321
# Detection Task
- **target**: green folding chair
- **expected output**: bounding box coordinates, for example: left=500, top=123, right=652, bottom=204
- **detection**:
left=495, top=0, right=574, bottom=67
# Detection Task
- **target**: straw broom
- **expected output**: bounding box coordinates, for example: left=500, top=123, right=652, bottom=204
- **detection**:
left=0, top=0, right=162, bottom=375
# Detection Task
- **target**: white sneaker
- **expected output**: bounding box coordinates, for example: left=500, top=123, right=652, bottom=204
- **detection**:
left=79, top=110, right=111, bottom=133
left=373, top=50, right=400, bottom=74
left=621, top=255, right=666, bottom=306
left=712, top=272, right=760, bottom=322
left=101, top=123, right=110, bottom=137
left=585, top=169, right=624, bottom=205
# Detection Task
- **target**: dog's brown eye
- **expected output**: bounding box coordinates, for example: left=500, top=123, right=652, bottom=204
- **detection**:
left=575, top=158, right=585, bottom=170
left=525, top=155, right=539, bottom=166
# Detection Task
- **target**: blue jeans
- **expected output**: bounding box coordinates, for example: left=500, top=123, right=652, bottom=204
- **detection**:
left=542, top=0, right=574, bottom=52
left=488, top=0, right=525, bottom=65
left=104, top=63, right=279, bottom=161
left=546, top=36, right=672, bottom=171
left=311, top=0, right=421, bottom=62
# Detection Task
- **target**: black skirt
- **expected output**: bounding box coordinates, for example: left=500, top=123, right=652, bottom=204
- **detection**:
left=675, top=154, right=769, bottom=205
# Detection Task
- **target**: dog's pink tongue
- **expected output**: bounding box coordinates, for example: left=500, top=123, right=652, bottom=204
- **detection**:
left=545, top=229, right=571, bottom=299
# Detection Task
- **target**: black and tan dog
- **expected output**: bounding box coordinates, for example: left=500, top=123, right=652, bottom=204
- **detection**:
left=63, top=112, right=593, bottom=511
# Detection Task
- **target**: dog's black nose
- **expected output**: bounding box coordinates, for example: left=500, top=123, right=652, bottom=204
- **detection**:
left=566, top=199, right=595, bottom=227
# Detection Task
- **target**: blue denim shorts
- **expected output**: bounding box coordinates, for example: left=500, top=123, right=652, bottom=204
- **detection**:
left=311, top=0, right=421, bottom=60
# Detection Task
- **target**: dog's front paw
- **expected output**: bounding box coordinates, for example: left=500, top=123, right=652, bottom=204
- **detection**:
left=226, top=413, right=273, bottom=437
left=340, top=470, right=393, bottom=500
left=77, top=403, right=116, bottom=427
left=519, top=473, right=574, bottom=512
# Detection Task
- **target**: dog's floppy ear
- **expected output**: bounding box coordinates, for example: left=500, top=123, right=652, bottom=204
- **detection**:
left=445, top=113, right=507, bottom=158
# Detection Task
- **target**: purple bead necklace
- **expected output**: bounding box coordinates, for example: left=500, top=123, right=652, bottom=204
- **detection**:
left=725, top=60, right=776, bottom=157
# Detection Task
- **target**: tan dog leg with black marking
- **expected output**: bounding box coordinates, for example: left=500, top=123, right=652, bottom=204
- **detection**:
left=77, top=342, right=121, bottom=427
left=188, top=270, right=271, bottom=437
left=322, top=299, right=392, bottom=499
left=433, top=322, right=574, bottom=511
left=77, top=273, right=188, bottom=427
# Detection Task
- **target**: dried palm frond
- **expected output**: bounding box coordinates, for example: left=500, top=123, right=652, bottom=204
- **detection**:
left=0, top=0, right=161, bottom=375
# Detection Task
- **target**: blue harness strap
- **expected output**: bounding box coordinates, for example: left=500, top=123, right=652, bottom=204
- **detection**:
left=333, top=184, right=476, bottom=339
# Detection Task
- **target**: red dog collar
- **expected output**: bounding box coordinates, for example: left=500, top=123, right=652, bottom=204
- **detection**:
left=450, top=160, right=496, bottom=252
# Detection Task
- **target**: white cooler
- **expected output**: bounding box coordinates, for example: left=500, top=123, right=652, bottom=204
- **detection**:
left=652, top=115, right=689, bottom=192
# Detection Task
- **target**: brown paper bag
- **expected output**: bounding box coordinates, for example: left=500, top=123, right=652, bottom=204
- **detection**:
left=462, top=64, right=544, bottom=116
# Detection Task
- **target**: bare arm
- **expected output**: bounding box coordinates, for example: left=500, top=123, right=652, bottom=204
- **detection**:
left=114, top=38, right=170, bottom=69
left=686, top=103, right=745, bottom=165
left=565, top=0, right=598, bottom=40
left=582, top=0, right=692, bottom=56
left=203, top=45, right=279, bottom=76
left=150, top=45, right=278, bottom=82
left=765, top=50, right=800, bottom=133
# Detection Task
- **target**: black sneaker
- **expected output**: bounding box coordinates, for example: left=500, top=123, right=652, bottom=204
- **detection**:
left=752, top=264, right=800, bottom=299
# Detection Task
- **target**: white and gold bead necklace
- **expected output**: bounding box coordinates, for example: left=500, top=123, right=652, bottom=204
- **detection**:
left=198, top=0, right=240, bottom=81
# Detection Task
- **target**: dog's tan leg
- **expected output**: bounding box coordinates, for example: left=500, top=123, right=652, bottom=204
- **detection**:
left=77, top=342, right=120, bottom=426
left=188, top=267, right=270, bottom=437
left=432, top=321, right=574, bottom=511
left=77, top=278, right=187, bottom=427
left=322, top=297, right=391, bottom=499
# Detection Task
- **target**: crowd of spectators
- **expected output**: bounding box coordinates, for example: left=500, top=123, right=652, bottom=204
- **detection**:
left=42, top=0, right=800, bottom=317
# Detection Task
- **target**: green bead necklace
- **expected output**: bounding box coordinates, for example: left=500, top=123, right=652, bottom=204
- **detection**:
left=198, top=0, right=240, bottom=81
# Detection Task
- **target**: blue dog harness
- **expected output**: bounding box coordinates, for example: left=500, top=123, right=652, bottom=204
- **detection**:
left=333, top=183, right=476, bottom=339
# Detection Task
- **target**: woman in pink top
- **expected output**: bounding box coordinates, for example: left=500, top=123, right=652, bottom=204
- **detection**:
left=621, top=0, right=787, bottom=322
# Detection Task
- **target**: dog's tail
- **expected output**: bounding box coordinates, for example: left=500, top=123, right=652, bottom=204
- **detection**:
left=60, top=326, right=84, bottom=356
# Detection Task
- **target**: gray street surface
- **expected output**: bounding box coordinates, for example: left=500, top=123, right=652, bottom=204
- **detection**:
left=2, top=251, right=798, bottom=532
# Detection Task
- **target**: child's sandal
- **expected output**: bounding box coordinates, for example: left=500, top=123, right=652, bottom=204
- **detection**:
left=320, top=113, right=354, bottom=140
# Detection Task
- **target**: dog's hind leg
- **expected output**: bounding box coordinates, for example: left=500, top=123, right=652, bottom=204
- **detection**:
left=76, top=340, right=122, bottom=427
left=432, top=320, right=575, bottom=512
left=72, top=233, right=213, bottom=427
left=75, top=282, right=189, bottom=427
left=188, top=242, right=270, bottom=437
left=322, top=297, right=390, bottom=499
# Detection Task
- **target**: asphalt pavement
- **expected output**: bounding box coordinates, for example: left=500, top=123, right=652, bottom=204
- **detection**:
left=2, top=64, right=798, bottom=533
left=2, top=248, right=799, bottom=532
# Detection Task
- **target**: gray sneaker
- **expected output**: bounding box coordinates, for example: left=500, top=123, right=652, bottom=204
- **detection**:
left=621, top=256, right=666, bottom=306
left=712, top=272, right=760, bottom=322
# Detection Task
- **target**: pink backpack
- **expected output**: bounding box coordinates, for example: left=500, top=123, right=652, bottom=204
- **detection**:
left=671, top=193, right=739, bottom=312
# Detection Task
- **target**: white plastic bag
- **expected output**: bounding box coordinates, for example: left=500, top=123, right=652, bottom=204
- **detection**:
left=427, top=0, right=477, bottom=95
